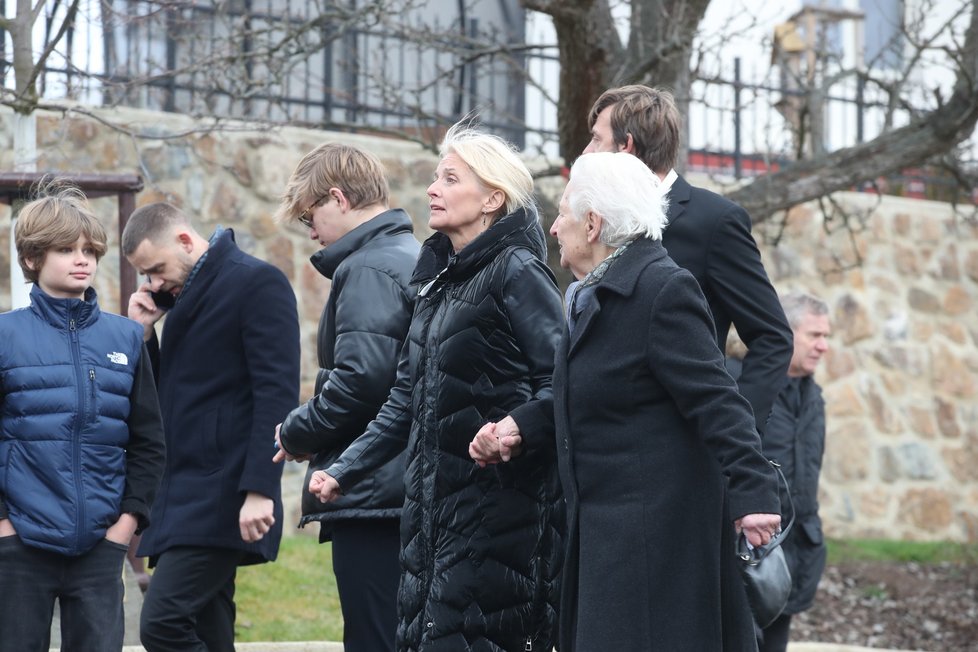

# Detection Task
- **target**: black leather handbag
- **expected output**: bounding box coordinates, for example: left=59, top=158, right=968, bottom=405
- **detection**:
left=736, top=460, right=796, bottom=629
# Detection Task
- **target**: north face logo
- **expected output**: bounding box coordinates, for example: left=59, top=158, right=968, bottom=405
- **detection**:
left=106, top=352, right=129, bottom=365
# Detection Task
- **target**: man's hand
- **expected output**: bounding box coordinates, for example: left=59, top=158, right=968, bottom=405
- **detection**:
left=308, top=471, right=342, bottom=503
left=105, top=513, right=139, bottom=546
left=127, top=283, right=166, bottom=341
left=272, top=423, right=311, bottom=464
left=735, top=512, right=782, bottom=548
left=0, top=518, right=16, bottom=538
left=468, top=416, right=523, bottom=467
left=239, top=491, right=275, bottom=543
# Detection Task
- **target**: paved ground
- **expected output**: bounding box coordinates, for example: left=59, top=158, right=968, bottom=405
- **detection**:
left=107, top=644, right=906, bottom=651
left=98, top=646, right=908, bottom=652
left=46, top=567, right=916, bottom=652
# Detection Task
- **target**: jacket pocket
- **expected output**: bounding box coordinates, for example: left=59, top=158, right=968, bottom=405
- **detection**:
left=799, top=517, right=823, bottom=545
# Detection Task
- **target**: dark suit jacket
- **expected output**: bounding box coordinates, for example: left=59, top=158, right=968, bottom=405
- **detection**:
left=138, top=229, right=300, bottom=564
left=663, top=175, right=793, bottom=432
left=547, top=237, right=779, bottom=651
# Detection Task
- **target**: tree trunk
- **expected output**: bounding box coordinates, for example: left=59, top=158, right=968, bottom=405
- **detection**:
left=531, top=0, right=622, bottom=162
left=526, top=0, right=711, bottom=168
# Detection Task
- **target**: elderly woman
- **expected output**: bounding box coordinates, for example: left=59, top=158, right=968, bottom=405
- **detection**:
left=310, top=124, right=564, bottom=652
left=472, top=151, right=781, bottom=651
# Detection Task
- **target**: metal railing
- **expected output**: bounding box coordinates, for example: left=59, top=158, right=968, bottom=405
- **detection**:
left=2, top=0, right=966, bottom=199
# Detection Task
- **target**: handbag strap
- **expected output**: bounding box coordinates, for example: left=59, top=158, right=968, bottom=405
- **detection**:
left=737, top=460, right=796, bottom=563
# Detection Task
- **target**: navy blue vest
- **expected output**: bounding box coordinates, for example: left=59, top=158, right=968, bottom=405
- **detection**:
left=0, top=286, right=142, bottom=555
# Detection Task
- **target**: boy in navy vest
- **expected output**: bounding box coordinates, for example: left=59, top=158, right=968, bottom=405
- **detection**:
left=0, top=185, right=166, bottom=651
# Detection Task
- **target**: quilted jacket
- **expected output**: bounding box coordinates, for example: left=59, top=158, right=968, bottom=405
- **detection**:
left=278, top=209, right=419, bottom=537
left=327, top=206, right=565, bottom=651
left=0, top=286, right=150, bottom=555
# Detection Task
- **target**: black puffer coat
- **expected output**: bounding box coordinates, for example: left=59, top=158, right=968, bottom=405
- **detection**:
left=278, top=209, right=419, bottom=538
left=327, top=206, right=564, bottom=652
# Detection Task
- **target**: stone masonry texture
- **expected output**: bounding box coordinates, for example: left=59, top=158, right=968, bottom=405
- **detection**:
left=2, top=105, right=976, bottom=543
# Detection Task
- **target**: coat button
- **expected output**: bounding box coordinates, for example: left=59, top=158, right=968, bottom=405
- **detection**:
left=426, top=621, right=434, bottom=629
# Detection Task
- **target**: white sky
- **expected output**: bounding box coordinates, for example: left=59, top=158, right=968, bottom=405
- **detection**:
left=6, top=0, right=971, bottom=163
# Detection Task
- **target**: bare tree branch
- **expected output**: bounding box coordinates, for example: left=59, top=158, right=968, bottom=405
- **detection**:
left=729, top=1, right=978, bottom=222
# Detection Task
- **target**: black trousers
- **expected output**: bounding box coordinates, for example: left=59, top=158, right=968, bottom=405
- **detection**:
left=140, top=546, right=243, bottom=652
left=331, top=518, right=401, bottom=652
left=0, top=536, right=128, bottom=652
left=758, top=613, right=792, bottom=652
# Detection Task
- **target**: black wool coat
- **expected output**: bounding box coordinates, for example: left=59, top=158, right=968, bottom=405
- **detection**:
left=763, top=375, right=827, bottom=614
left=327, top=207, right=565, bottom=652
left=138, top=229, right=301, bottom=564
left=663, top=175, right=793, bottom=433
left=544, top=237, right=780, bottom=651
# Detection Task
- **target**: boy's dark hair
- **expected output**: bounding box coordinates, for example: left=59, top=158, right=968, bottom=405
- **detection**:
left=15, top=182, right=108, bottom=284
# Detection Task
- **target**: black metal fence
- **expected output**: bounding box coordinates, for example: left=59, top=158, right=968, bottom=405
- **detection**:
left=2, top=0, right=964, bottom=198
left=95, top=0, right=534, bottom=147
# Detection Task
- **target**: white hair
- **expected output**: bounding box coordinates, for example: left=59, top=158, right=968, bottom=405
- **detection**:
left=781, top=291, right=829, bottom=329
left=567, top=152, right=669, bottom=247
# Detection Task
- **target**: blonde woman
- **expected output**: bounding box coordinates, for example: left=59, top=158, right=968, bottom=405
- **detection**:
left=311, top=124, right=564, bottom=652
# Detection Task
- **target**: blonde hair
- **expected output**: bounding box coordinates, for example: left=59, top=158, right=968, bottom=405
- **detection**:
left=275, top=143, right=390, bottom=223
left=439, top=123, right=535, bottom=219
left=15, top=182, right=108, bottom=283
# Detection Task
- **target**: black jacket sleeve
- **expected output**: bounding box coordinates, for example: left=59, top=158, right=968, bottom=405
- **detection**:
left=122, top=343, right=167, bottom=533
left=145, top=328, right=161, bottom=385
left=326, top=338, right=413, bottom=492
left=502, top=254, right=563, bottom=455
left=280, top=266, right=413, bottom=456
left=649, top=273, right=780, bottom=521
left=238, top=268, right=301, bottom=500
left=707, top=205, right=793, bottom=432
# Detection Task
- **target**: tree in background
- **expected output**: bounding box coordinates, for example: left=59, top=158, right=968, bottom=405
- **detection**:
left=2, top=0, right=976, bottom=226
left=524, top=0, right=978, bottom=221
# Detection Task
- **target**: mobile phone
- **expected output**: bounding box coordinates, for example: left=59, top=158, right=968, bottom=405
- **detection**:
left=150, top=290, right=176, bottom=311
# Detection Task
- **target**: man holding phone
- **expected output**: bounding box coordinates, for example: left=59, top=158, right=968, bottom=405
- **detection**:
left=122, top=203, right=300, bottom=652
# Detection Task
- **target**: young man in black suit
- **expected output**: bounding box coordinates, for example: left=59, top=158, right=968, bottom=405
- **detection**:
left=582, top=84, right=793, bottom=434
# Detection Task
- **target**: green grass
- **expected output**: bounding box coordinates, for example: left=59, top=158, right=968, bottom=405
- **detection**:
left=826, top=538, right=978, bottom=565
left=235, top=534, right=344, bottom=642
left=231, top=536, right=978, bottom=642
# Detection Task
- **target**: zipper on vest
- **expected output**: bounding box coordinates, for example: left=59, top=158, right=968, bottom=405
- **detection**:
left=68, top=315, right=86, bottom=550
left=88, top=369, right=97, bottom=423
left=525, top=636, right=532, bottom=651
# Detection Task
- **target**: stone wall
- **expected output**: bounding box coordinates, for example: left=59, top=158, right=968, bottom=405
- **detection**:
left=752, top=195, right=978, bottom=542
left=1, top=105, right=975, bottom=542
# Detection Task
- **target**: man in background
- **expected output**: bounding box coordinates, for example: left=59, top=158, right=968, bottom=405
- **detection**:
left=124, top=203, right=300, bottom=652
left=756, top=291, right=831, bottom=652
left=583, top=84, right=794, bottom=650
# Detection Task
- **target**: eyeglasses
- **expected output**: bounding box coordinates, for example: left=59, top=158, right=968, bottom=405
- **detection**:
left=297, top=195, right=329, bottom=228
